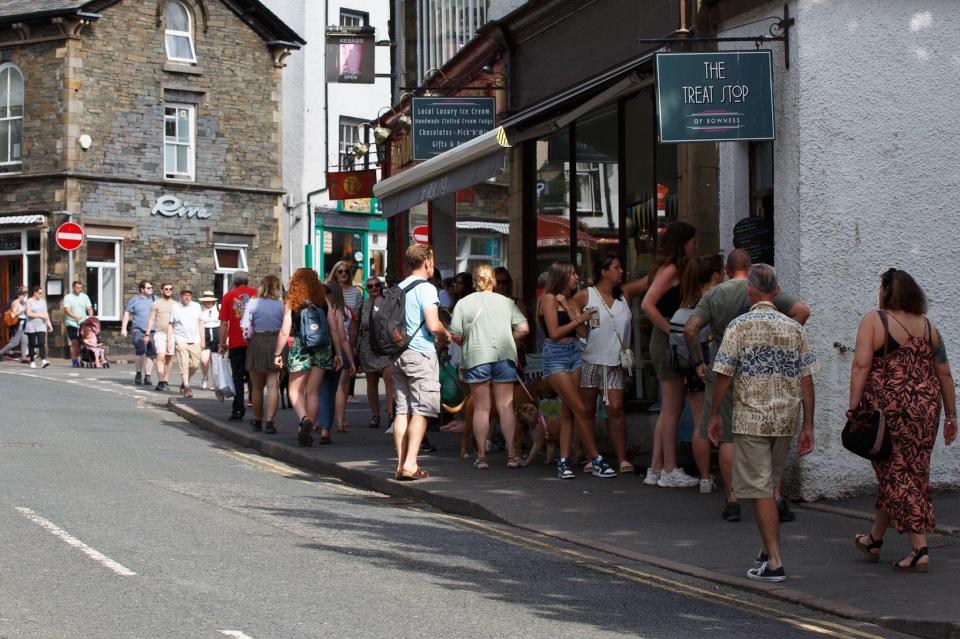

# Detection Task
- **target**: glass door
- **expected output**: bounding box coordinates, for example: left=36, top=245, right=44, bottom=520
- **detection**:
left=320, top=228, right=366, bottom=286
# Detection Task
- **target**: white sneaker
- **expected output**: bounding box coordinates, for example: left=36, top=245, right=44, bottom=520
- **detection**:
left=41, top=359, right=50, bottom=368
left=700, top=477, right=718, bottom=494
left=201, top=377, right=209, bottom=390
left=384, top=426, right=394, bottom=435
left=29, top=361, right=36, bottom=368
left=643, top=469, right=661, bottom=485
left=658, top=468, right=701, bottom=488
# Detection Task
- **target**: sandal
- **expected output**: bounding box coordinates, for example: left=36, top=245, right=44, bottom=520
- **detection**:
left=398, top=467, right=430, bottom=481
left=336, top=425, right=347, bottom=434
left=854, top=533, right=883, bottom=562
left=619, top=461, right=635, bottom=474
left=250, top=419, right=262, bottom=432
left=297, top=417, right=313, bottom=446
left=474, top=457, right=489, bottom=470
left=893, top=547, right=929, bottom=572
left=369, top=415, right=381, bottom=429
left=506, top=455, right=520, bottom=469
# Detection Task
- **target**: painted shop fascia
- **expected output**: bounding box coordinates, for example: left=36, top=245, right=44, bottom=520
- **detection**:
left=0, top=0, right=304, bottom=353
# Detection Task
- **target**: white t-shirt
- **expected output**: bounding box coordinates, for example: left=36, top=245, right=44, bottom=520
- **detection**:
left=200, top=305, right=220, bottom=328
left=170, top=301, right=203, bottom=343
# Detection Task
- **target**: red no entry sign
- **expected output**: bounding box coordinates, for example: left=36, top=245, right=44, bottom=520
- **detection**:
left=55, top=222, right=85, bottom=251
left=412, top=225, right=429, bottom=245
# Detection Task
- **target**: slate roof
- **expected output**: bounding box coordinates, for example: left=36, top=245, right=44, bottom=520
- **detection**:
left=0, top=0, right=90, bottom=22
left=0, top=0, right=304, bottom=44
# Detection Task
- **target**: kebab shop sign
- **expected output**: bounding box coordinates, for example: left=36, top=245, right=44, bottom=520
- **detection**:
left=151, top=194, right=211, bottom=220
left=655, top=50, right=775, bottom=143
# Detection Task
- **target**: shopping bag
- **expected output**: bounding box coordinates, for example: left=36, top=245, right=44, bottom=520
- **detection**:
left=212, top=353, right=235, bottom=401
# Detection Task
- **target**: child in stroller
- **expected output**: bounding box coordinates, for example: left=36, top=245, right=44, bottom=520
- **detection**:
left=79, top=316, right=109, bottom=368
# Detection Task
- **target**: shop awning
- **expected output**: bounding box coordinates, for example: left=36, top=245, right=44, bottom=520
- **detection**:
left=373, top=127, right=512, bottom=217
left=456, top=220, right=509, bottom=234
left=0, top=214, right=44, bottom=226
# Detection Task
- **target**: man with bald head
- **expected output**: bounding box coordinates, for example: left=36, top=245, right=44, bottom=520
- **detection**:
left=683, top=249, right=810, bottom=523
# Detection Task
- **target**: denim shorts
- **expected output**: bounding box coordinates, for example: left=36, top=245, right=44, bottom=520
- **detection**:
left=542, top=340, right=582, bottom=377
left=462, top=359, right=517, bottom=384
left=132, top=329, right=157, bottom=358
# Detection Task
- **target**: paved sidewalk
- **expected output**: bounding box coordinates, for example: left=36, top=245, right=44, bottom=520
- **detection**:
left=156, top=382, right=960, bottom=639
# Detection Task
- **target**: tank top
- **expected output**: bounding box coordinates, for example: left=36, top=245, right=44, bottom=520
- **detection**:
left=583, top=287, right=632, bottom=366
left=656, top=284, right=681, bottom=319
left=539, top=309, right=572, bottom=334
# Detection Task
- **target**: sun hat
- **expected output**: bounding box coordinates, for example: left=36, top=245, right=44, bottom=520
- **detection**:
left=198, top=290, right=218, bottom=302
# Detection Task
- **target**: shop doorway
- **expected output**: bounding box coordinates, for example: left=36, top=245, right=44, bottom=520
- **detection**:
left=1, top=255, right=24, bottom=344
left=319, top=228, right=365, bottom=286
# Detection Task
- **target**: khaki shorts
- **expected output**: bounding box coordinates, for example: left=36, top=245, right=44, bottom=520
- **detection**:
left=699, top=370, right=734, bottom=443
left=392, top=349, right=440, bottom=418
left=732, top=434, right=792, bottom=500
left=175, top=341, right=201, bottom=379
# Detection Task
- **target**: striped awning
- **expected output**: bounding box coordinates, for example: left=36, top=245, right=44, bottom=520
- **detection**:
left=0, top=215, right=44, bottom=226
left=456, top=221, right=509, bottom=234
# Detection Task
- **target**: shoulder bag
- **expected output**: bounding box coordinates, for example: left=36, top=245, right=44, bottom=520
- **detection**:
left=457, top=298, right=486, bottom=381
left=595, top=288, right=635, bottom=375
left=841, top=311, right=893, bottom=461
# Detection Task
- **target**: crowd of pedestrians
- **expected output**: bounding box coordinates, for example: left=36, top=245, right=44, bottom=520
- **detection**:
left=3, top=223, right=955, bottom=584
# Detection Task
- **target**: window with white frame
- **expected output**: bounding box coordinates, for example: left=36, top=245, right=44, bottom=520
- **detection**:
left=0, top=63, right=24, bottom=173
left=339, top=117, right=363, bottom=170
left=213, top=244, right=248, bottom=296
left=456, top=235, right=503, bottom=274
left=164, top=1, right=197, bottom=63
left=85, top=239, right=122, bottom=320
left=164, top=104, right=195, bottom=180
left=340, top=9, right=368, bottom=27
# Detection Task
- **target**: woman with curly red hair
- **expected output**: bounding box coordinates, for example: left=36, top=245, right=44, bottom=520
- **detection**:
left=275, top=268, right=346, bottom=446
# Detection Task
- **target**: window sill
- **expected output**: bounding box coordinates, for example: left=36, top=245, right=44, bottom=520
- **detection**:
left=163, top=63, right=203, bottom=76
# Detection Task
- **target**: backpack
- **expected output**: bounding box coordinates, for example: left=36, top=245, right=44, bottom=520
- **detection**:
left=668, top=307, right=713, bottom=370
left=369, top=279, right=428, bottom=358
left=298, top=301, right=331, bottom=353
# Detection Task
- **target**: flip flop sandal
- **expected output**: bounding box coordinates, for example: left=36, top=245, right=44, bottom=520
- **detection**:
left=369, top=415, right=381, bottom=429
left=398, top=467, right=430, bottom=481
left=854, top=533, right=883, bottom=562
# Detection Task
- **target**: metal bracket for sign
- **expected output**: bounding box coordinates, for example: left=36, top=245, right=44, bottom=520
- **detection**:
left=639, top=4, right=795, bottom=69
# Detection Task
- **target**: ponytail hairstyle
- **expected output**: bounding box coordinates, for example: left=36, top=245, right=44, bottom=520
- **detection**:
left=680, top=254, right=724, bottom=308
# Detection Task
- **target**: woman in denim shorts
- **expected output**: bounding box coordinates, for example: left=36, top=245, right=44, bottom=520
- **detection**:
left=538, top=262, right=616, bottom=480
left=450, top=264, right=530, bottom=469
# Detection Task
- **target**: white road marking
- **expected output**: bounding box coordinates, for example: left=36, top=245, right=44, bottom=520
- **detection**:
left=15, top=507, right=137, bottom=577
left=220, top=631, right=256, bottom=639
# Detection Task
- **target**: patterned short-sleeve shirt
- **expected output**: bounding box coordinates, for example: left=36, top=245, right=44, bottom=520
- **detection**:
left=712, top=301, right=819, bottom=437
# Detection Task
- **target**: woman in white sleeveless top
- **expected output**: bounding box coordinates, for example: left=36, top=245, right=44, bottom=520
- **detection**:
left=573, top=254, right=648, bottom=474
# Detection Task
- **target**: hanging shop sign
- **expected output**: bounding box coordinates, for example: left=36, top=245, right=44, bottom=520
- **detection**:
left=327, top=169, right=378, bottom=201
left=151, top=194, right=211, bottom=219
left=411, top=97, right=496, bottom=161
left=336, top=198, right=381, bottom=215
left=325, top=28, right=375, bottom=83
left=655, top=51, right=775, bottom=144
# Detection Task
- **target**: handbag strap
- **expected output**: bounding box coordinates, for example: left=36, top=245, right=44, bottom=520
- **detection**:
left=594, top=287, right=626, bottom=351
left=461, top=297, right=485, bottom=347
left=877, top=310, right=892, bottom=409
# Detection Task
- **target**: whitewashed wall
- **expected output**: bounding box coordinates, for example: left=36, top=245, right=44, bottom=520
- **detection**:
left=720, top=0, right=960, bottom=499
left=264, top=0, right=391, bottom=280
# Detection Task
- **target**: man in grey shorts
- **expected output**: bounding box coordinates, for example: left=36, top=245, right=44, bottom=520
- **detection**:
left=392, top=244, right=451, bottom=481
left=683, top=249, right=810, bottom=522
left=120, top=280, right=157, bottom=385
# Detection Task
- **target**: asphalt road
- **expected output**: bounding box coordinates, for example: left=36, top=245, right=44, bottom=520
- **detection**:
left=0, top=364, right=912, bottom=639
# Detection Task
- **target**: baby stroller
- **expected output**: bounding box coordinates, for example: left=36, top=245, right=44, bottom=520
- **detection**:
left=78, top=316, right=109, bottom=368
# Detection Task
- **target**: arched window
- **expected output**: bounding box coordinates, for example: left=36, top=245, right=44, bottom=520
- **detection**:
left=0, top=63, right=23, bottom=172
left=164, top=1, right=197, bottom=63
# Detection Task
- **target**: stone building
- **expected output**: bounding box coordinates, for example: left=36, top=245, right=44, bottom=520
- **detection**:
left=0, top=0, right=303, bottom=353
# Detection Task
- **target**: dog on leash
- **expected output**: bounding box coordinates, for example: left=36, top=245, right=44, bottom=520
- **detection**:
left=446, top=382, right=542, bottom=460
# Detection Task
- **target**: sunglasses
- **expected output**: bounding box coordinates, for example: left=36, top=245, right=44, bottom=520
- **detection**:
left=495, top=279, right=511, bottom=285
left=366, top=283, right=382, bottom=289
left=336, top=269, right=350, bottom=275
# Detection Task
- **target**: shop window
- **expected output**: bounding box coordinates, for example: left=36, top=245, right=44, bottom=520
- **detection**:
left=534, top=130, right=571, bottom=278
left=340, top=9, right=368, bottom=27
left=456, top=235, right=501, bottom=273
left=85, top=239, right=121, bottom=320
left=750, top=141, right=774, bottom=219
left=213, top=244, right=247, bottom=296
left=164, top=1, right=197, bottom=63
left=339, top=116, right=374, bottom=170
left=0, top=63, right=23, bottom=173
left=321, top=230, right=364, bottom=284
left=164, top=104, right=195, bottom=180
left=574, top=104, right=620, bottom=284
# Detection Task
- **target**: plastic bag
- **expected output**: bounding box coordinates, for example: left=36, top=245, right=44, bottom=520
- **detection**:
left=440, top=358, right=466, bottom=408
left=211, top=352, right=235, bottom=401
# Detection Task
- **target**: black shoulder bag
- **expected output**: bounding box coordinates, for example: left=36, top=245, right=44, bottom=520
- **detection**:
left=841, top=311, right=893, bottom=461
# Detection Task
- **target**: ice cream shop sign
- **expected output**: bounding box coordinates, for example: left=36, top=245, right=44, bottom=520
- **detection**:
left=151, top=195, right=211, bottom=220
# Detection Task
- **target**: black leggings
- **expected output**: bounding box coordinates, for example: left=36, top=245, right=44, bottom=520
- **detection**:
left=27, top=332, right=46, bottom=361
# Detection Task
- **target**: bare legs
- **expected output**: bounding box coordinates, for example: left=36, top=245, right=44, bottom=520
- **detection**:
left=650, top=377, right=685, bottom=473
left=546, top=369, right=600, bottom=460
left=753, top=498, right=782, bottom=569
left=469, top=381, right=518, bottom=463
left=335, top=369, right=352, bottom=431
left=689, top=391, right=712, bottom=481
left=579, top=387, right=628, bottom=467
left=866, top=510, right=930, bottom=567
left=288, top=367, right=325, bottom=425
left=394, top=414, right=428, bottom=476
left=248, top=370, right=279, bottom=422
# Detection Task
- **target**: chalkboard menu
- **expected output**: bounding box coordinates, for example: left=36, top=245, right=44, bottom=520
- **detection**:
left=733, top=216, right=774, bottom=265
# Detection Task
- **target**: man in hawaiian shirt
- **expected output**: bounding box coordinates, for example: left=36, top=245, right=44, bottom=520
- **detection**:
left=708, top=264, right=818, bottom=582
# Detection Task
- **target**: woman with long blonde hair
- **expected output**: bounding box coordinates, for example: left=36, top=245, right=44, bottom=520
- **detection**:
left=240, top=275, right=284, bottom=433
left=275, top=268, right=345, bottom=446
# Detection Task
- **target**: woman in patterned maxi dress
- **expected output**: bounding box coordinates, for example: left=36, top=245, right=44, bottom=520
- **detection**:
left=848, top=269, right=957, bottom=571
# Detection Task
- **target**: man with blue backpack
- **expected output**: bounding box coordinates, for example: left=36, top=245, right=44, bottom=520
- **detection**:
left=369, top=244, right=451, bottom=480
